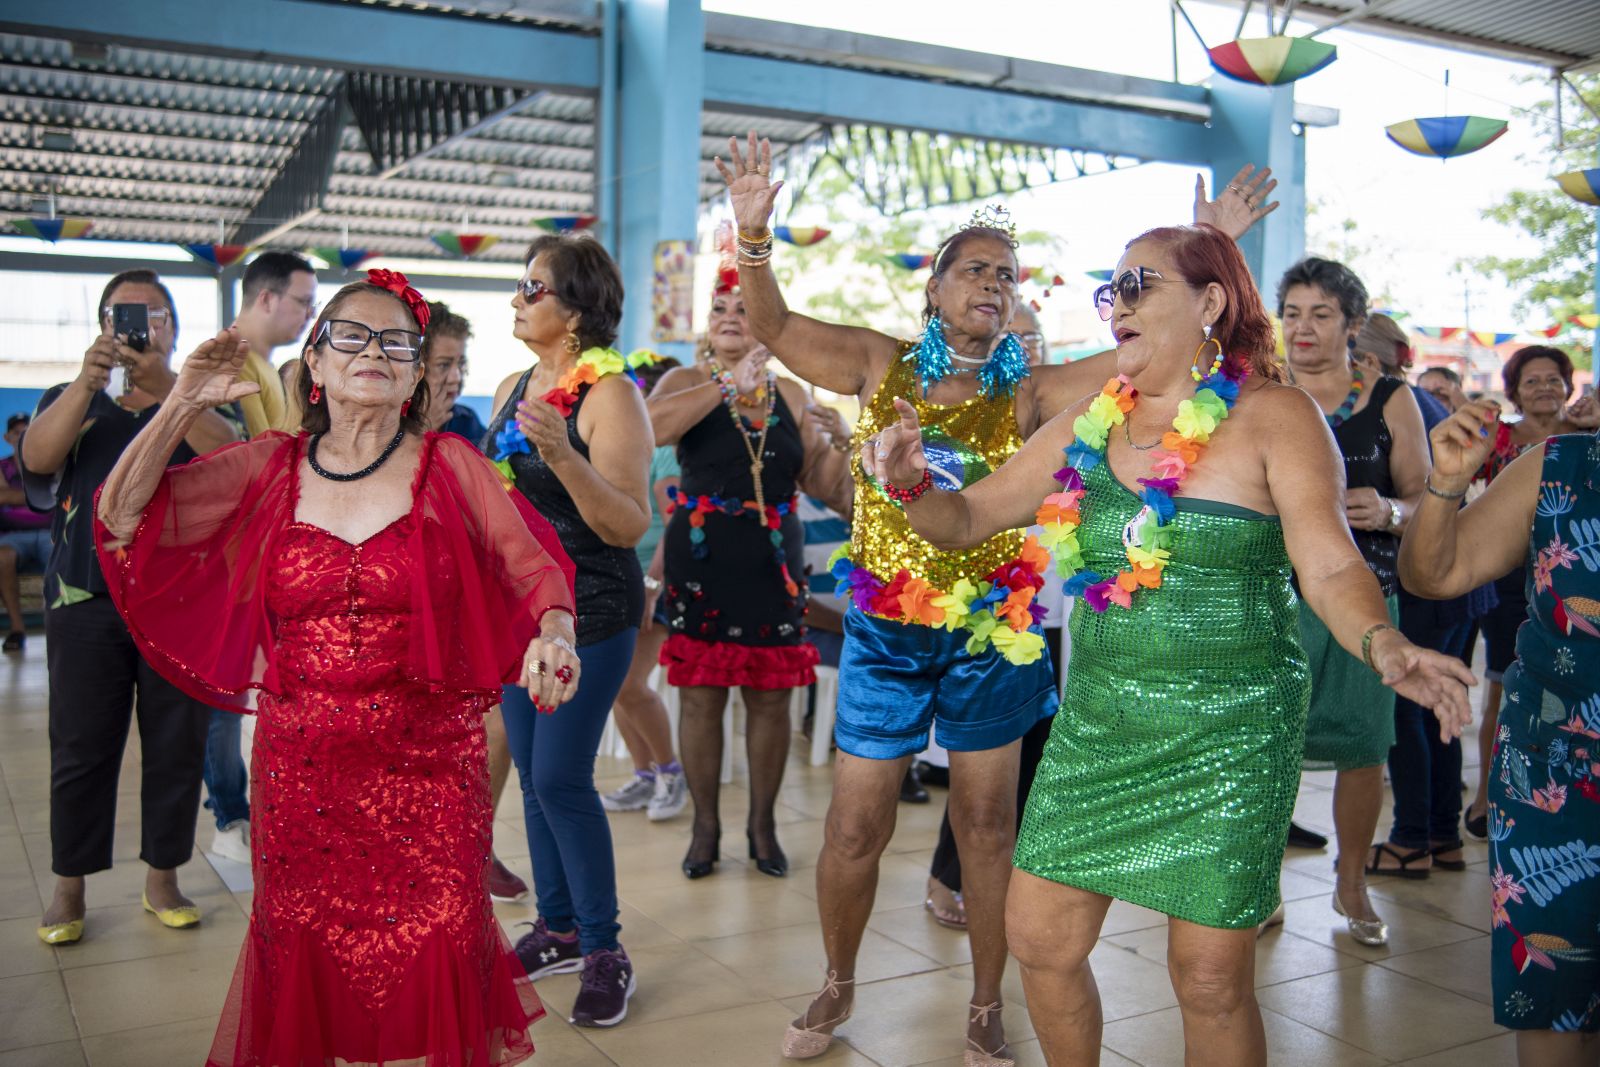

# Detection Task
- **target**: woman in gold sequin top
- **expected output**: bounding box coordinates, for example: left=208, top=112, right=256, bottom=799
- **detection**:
left=716, top=130, right=1281, bottom=1066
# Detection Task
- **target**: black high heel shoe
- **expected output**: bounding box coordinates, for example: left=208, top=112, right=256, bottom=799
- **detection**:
left=682, top=824, right=720, bottom=880
left=747, top=831, right=788, bottom=878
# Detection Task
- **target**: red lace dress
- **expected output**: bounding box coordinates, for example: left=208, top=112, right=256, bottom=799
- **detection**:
left=95, top=432, right=575, bottom=1067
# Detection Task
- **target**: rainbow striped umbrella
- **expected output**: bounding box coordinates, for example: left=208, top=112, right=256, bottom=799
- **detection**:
left=1555, top=169, right=1600, bottom=207
left=10, top=217, right=93, bottom=242
left=886, top=253, right=934, bottom=270
left=1413, top=326, right=1465, bottom=340
left=773, top=226, right=831, bottom=246
left=1208, top=36, right=1337, bottom=86
left=1572, top=313, right=1600, bottom=330
left=1469, top=331, right=1517, bottom=347
left=1385, top=116, right=1508, bottom=159
left=308, top=247, right=377, bottom=272
left=533, top=215, right=597, bottom=234
left=1085, top=270, right=1115, bottom=282
left=184, top=243, right=251, bottom=268
left=430, top=232, right=499, bottom=257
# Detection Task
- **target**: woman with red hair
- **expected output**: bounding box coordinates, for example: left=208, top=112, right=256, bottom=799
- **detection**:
left=870, top=224, right=1475, bottom=1065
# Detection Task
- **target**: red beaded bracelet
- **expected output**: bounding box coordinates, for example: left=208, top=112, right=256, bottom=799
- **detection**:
left=883, top=469, right=935, bottom=503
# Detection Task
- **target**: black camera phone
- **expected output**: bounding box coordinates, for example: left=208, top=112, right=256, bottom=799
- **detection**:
left=111, top=303, right=149, bottom=353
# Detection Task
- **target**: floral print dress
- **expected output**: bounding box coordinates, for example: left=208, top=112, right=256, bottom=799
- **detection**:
left=1489, top=432, right=1600, bottom=1032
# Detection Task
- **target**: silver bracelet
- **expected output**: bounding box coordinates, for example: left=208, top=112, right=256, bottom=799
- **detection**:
left=1424, top=477, right=1468, bottom=500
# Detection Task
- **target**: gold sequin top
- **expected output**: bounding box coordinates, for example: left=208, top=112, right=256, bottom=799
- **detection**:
left=850, top=343, right=1027, bottom=598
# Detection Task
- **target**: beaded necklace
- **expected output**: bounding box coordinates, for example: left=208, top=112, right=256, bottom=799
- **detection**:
left=1036, top=365, right=1245, bottom=612
left=308, top=428, right=407, bottom=482
left=712, top=366, right=778, bottom=514
left=1324, top=366, right=1365, bottom=428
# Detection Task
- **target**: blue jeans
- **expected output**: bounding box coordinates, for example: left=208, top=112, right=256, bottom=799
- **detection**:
left=1386, top=620, right=1470, bottom=849
left=202, top=708, right=250, bottom=830
left=501, top=627, right=636, bottom=956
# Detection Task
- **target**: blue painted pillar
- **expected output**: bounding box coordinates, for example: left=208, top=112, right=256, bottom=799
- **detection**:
left=616, top=0, right=703, bottom=358
left=1207, top=77, right=1306, bottom=299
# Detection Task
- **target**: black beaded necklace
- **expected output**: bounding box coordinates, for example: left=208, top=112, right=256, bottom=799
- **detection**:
left=307, top=428, right=408, bottom=482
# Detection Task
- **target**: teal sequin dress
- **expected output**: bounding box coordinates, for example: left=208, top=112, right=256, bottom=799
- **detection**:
left=1015, top=462, right=1310, bottom=928
left=1489, top=432, right=1600, bottom=1032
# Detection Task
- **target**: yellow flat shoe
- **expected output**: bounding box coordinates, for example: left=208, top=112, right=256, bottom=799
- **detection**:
left=37, top=919, right=84, bottom=945
left=142, top=892, right=201, bottom=929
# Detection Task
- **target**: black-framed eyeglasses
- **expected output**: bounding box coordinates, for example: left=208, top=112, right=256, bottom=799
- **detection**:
left=313, top=319, right=423, bottom=362
left=100, top=305, right=171, bottom=327
left=518, top=277, right=551, bottom=304
left=1092, top=268, right=1168, bottom=322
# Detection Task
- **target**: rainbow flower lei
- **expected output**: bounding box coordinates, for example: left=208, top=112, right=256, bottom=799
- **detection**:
left=492, top=346, right=626, bottom=483
left=825, top=539, right=1052, bottom=665
left=1036, top=365, right=1244, bottom=612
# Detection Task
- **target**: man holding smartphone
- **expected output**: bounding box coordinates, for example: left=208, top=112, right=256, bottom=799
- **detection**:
left=19, top=269, right=241, bottom=945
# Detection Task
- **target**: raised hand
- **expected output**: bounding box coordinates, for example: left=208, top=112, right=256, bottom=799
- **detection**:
left=1567, top=388, right=1600, bottom=430
left=1428, top=399, right=1500, bottom=493
left=515, top=397, right=574, bottom=461
left=75, top=331, right=118, bottom=394
left=169, top=328, right=259, bottom=409
left=1370, top=632, right=1477, bottom=742
left=731, top=346, right=770, bottom=397
left=860, top=397, right=927, bottom=488
left=1194, top=164, right=1279, bottom=239
left=713, top=131, right=782, bottom=236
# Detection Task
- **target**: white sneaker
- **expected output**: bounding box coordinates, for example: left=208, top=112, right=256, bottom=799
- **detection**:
left=647, top=768, right=687, bottom=821
left=210, top=820, right=251, bottom=864
left=601, top=773, right=656, bottom=813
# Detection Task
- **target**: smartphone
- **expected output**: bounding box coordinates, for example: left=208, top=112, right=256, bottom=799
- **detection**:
left=111, top=303, right=149, bottom=353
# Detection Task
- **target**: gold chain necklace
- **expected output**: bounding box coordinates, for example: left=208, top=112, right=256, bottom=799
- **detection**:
left=715, top=368, right=777, bottom=514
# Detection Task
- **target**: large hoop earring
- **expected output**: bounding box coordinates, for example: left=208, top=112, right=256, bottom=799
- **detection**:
left=1191, top=335, right=1224, bottom=382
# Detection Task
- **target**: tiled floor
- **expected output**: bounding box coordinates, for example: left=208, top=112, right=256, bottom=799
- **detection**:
left=0, top=637, right=1511, bottom=1066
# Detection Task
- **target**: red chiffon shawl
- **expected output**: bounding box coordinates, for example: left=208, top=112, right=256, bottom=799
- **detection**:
left=95, top=431, right=576, bottom=711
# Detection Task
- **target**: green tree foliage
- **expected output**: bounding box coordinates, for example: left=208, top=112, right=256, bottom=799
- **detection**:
left=1470, top=74, right=1597, bottom=368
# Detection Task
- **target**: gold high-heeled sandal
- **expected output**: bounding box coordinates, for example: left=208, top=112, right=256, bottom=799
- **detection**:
left=781, top=970, right=853, bottom=1059
left=964, top=1001, right=1015, bottom=1067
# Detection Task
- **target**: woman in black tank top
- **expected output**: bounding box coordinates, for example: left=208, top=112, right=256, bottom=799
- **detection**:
left=487, top=234, right=652, bottom=1028
left=1277, top=257, right=1430, bottom=948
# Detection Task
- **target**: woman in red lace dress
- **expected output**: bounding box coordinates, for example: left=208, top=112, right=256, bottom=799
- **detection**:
left=94, top=271, right=580, bottom=1067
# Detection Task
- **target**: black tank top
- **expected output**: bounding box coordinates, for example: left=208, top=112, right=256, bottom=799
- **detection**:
left=678, top=385, right=804, bottom=500
left=487, top=367, right=643, bottom=646
left=1334, top=375, right=1402, bottom=596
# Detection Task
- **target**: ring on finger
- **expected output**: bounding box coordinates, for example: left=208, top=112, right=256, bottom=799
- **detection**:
left=555, top=665, right=574, bottom=685
left=528, top=659, right=547, bottom=676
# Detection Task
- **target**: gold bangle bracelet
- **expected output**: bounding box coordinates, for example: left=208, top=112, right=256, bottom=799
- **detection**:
left=1361, top=622, right=1397, bottom=672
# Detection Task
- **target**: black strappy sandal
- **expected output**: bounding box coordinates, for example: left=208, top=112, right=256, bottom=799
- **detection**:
left=1429, top=840, right=1468, bottom=871
left=1364, top=842, right=1431, bottom=879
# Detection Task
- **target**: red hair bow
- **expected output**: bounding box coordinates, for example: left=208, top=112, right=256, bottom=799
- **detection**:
left=366, top=268, right=432, bottom=332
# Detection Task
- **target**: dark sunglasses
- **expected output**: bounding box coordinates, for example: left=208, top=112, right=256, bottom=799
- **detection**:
left=1092, top=268, right=1169, bottom=322
left=314, top=319, right=423, bottom=362
left=518, top=277, right=551, bottom=303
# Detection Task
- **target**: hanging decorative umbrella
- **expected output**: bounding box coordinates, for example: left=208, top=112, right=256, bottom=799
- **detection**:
left=1208, top=36, right=1337, bottom=86
left=1413, top=326, right=1466, bottom=340
left=10, top=217, right=93, bottom=242
left=431, top=232, right=499, bottom=257
left=773, top=226, right=830, bottom=246
left=1385, top=116, right=1508, bottom=158
left=533, top=215, right=597, bottom=234
left=308, top=247, right=377, bottom=272
left=183, top=243, right=251, bottom=269
left=1536, top=324, right=1566, bottom=338
left=1469, top=331, right=1517, bottom=347
left=1085, top=270, right=1115, bottom=282
left=1555, top=169, right=1600, bottom=207
left=1572, top=313, right=1600, bottom=330
left=886, top=253, right=934, bottom=270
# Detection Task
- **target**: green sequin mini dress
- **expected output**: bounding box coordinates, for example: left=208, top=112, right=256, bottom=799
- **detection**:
left=1014, top=461, right=1311, bottom=928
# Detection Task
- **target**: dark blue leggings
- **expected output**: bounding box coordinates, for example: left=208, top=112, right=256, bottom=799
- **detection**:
left=501, top=627, right=636, bottom=956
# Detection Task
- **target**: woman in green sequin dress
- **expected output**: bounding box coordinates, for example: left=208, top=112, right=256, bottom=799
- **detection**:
left=870, top=224, right=1474, bottom=1067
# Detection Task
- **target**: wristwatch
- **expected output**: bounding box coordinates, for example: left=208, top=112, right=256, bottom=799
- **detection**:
left=643, top=575, right=662, bottom=592
left=1384, top=497, right=1403, bottom=531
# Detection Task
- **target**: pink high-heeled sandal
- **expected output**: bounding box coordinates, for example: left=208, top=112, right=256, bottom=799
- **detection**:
left=781, top=970, right=854, bottom=1059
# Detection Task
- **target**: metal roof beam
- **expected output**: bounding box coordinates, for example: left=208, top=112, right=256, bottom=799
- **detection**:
left=234, top=91, right=346, bottom=246
left=0, top=0, right=601, bottom=91
left=702, top=52, right=1213, bottom=165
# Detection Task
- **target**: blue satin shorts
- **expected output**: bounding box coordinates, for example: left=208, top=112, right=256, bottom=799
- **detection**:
left=833, top=608, right=1057, bottom=760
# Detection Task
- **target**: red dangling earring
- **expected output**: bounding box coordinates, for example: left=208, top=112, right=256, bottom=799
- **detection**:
left=401, top=399, right=412, bottom=417
left=308, top=381, right=322, bottom=405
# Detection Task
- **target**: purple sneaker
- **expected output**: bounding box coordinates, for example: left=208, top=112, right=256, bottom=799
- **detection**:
left=513, top=919, right=583, bottom=979
left=569, top=947, right=636, bottom=1028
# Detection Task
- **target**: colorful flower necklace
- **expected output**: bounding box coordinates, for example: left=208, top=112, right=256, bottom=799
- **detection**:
left=906, top=314, right=1032, bottom=399
left=491, top=346, right=626, bottom=482
left=1036, top=364, right=1245, bottom=612
left=1324, top=366, right=1364, bottom=428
